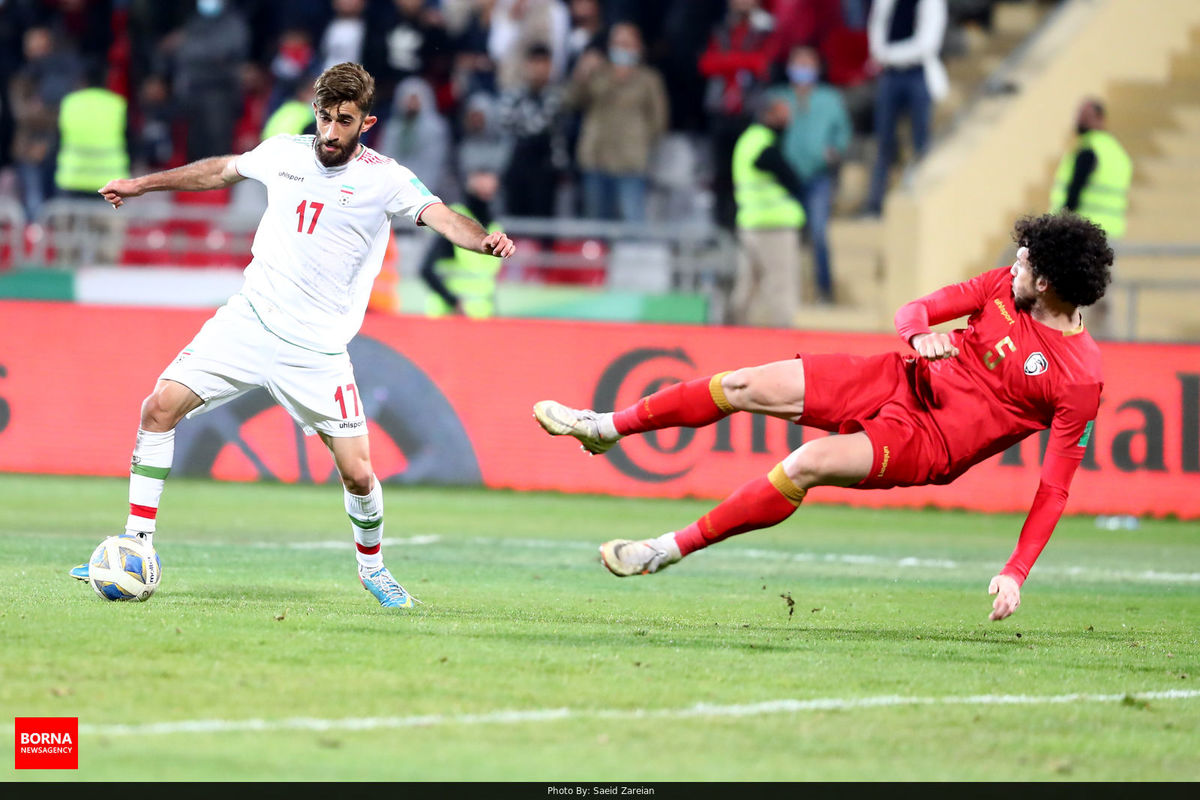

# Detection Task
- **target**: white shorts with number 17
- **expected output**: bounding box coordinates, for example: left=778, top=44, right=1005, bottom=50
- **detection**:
left=160, top=293, right=367, bottom=438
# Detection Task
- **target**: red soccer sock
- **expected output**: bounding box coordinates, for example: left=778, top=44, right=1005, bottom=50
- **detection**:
left=674, top=464, right=807, bottom=556
left=612, top=372, right=734, bottom=436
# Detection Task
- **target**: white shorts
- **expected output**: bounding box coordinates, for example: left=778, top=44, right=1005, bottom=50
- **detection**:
left=160, top=294, right=368, bottom=438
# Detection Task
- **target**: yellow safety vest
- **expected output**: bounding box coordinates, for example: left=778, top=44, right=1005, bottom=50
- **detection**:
left=56, top=88, right=129, bottom=192
left=732, top=123, right=805, bottom=230
left=425, top=203, right=501, bottom=318
left=1050, top=130, right=1132, bottom=239
left=262, top=100, right=313, bottom=139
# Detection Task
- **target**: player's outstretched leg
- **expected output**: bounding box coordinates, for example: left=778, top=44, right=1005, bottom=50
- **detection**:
left=599, top=433, right=873, bottom=577
left=534, top=372, right=737, bottom=455
left=72, top=380, right=199, bottom=581
left=599, top=463, right=805, bottom=576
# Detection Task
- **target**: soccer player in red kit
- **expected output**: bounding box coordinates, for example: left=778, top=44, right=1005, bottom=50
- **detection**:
left=533, top=213, right=1112, bottom=621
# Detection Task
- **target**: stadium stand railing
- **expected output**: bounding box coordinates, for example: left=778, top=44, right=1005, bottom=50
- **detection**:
left=14, top=198, right=739, bottom=323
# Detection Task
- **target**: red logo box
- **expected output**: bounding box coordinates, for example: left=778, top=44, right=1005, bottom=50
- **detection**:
left=14, top=717, right=78, bottom=769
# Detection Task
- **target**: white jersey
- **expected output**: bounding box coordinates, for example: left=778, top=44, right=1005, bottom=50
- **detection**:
left=233, top=134, right=441, bottom=352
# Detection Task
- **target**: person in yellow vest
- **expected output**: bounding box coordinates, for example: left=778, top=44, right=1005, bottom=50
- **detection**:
left=56, top=64, right=130, bottom=265
left=261, top=80, right=317, bottom=140
left=1050, top=97, right=1131, bottom=337
left=730, top=92, right=807, bottom=327
left=419, top=169, right=502, bottom=318
left=1050, top=98, right=1132, bottom=239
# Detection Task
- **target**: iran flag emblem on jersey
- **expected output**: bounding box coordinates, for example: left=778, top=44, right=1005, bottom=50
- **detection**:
left=338, top=185, right=355, bottom=206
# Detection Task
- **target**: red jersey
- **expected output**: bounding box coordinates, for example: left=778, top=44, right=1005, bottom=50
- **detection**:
left=894, top=266, right=1104, bottom=583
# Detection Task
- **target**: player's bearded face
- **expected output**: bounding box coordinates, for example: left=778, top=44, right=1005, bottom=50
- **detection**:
left=314, top=103, right=369, bottom=167
left=315, top=124, right=362, bottom=167
left=1011, top=247, right=1037, bottom=311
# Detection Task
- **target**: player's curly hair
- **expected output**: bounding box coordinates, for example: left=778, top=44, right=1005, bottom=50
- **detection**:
left=314, top=62, right=375, bottom=115
left=1014, top=212, right=1113, bottom=307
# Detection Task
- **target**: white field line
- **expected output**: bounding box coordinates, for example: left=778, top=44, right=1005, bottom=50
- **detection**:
left=74, top=689, right=1200, bottom=737
left=240, top=535, right=1200, bottom=585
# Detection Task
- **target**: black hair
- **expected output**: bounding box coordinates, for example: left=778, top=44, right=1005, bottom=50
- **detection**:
left=1013, top=212, right=1113, bottom=308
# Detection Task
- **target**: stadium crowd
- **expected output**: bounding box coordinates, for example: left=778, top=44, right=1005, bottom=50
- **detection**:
left=0, top=0, right=1020, bottom=297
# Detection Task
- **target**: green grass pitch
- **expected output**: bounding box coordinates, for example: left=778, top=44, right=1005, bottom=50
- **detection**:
left=2, top=473, right=1197, bottom=781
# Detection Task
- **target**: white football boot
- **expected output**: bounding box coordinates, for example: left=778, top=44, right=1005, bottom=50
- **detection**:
left=532, top=400, right=620, bottom=455
left=599, top=535, right=682, bottom=577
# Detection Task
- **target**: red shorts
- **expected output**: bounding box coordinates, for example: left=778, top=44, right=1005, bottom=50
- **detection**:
left=798, top=352, right=951, bottom=489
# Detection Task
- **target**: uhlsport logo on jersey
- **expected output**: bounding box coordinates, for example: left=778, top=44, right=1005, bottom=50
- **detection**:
left=14, top=717, right=78, bottom=769
left=338, top=184, right=355, bottom=206
left=1024, top=352, right=1048, bottom=376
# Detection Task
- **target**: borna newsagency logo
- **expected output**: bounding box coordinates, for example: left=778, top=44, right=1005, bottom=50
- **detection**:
left=14, top=717, right=78, bottom=769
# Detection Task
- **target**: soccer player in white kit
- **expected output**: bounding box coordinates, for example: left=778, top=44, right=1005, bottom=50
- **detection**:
left=70, top=63, right=516, bottom=608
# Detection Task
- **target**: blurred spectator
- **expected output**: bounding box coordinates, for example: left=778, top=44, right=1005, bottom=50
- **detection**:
left=380, top=77, right=452, bottom=197
left=364, top=0, right=454, bottom=116
left=699, top=0, right=775, bottom=230
left=319, top=0, right=367, bottom=72
left=651, top=0, right=724, bottom=134
left=1049, top=97, right=1131, bottom=339
left=497, top=43, right=566, bottom=219
left=778, top=45, right=850, bottom=304
left=765, top=0, right=846, bottom=66
left=132, top=74, right=177, bottom=170
left=262, top=77, right=317, bottom=140
left=420, top=168, right=503, bottom=317
left=566, top=22, right=668, bottom=222
left=1050, top=98, right=1132, bottom=241
left=55, top=61, right=129, bottom=263
left=566, top=0, right=605, bottom=72
left=267, top=27, right=315, bottom=112
left=863, top=0, right=948, bottom=216
left=240, top=0, right=331, bottom=62
left=457, top=92, right=512, bottom=181
left=449, top=0, right=500, bottom=101
left=171, top=0, right=251, bottom=162
left=232, top=62, right=272, bottom=154
left=730, top=92, right=806, bottom=326
left=42, top=0, right=114, bottom=65
left=489, top=0, right=570, bottom=92
left=9, top=26, right=83, bottom=220
left=55, top=62, right=129, bottom=197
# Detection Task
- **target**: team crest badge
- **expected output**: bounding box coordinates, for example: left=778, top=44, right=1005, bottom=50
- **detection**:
left=1024, top=352, right=1048, bottom=376
left=338, top=184, right=355, bottom=206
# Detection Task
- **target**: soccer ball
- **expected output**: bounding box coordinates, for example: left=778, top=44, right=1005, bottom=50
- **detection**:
left=88, top=535, right=161, bottom=602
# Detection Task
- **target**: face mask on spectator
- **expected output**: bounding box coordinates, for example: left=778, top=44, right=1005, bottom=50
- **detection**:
left=788, top=66, right=818, bottom=86
left=609, top=47, right=640, bottom=67
left=197, top=0, right=224, bottom=17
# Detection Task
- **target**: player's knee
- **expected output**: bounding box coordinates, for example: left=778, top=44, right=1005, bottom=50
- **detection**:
left=782, top=444, right=833, bottom=489
left=339, top=463, right=374, bottom=495
left=140, top=391, right=182, bottom=431
left=720, top=367, right=759, bottom=410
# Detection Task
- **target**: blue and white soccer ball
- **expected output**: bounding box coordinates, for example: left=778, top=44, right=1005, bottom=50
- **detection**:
left=88, top=535, right=161, bottom=602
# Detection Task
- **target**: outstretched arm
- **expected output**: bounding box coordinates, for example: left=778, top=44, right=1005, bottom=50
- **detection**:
left=987, top=451, right=1080, bottom=621
left=989, top=390, right=1099, bottom=620
left=419, top=202, right=516, bottom=259
left=99, top=155, right=244, bottom=209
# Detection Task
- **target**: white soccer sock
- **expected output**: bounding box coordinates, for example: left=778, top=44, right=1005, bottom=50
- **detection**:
left=345, top=476, right=384, bottom=570
left=126, top=428, right=175, bottom=544
left=596, top=412, right=619, bottom=440
left=655, top=532, right=683, bottom=561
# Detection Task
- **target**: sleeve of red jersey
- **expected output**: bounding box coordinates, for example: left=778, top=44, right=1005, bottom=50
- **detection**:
left=893, top=267, right=1010, bottom=346
left=1002, top=383, right=1102, bottom=583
